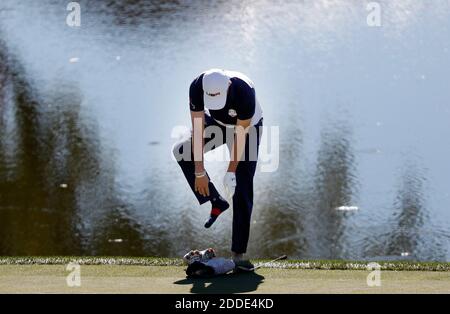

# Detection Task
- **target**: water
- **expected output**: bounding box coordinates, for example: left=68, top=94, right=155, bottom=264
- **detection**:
left=0, top=0, right=449, bottom=261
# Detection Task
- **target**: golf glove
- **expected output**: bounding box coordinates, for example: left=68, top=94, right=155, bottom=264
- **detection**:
left=223, top=172, right=237, bottom=199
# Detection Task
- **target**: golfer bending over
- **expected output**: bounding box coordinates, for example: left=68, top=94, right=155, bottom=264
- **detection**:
left=173, top=69, right=263, bottom=264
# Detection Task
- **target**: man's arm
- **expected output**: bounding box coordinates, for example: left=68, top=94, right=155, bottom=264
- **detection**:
left=227, top=118, right=252, bottom=172
left=191, top=110, right=205, bottom=172
left=191, top=110, right=209, bottom=196
left=228, top=82, right=255, bottom=172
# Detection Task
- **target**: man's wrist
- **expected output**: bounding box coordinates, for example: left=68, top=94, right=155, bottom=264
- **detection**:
left=227, top=165, right=237, bottom=173
left=195, top=170, right=207, bottom=178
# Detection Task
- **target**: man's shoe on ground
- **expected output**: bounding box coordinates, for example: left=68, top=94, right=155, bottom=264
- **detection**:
left=233, top=260, right=255, bottom=272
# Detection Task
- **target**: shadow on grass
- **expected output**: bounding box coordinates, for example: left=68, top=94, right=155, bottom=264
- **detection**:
left=173, top=272, right=265, bottom=294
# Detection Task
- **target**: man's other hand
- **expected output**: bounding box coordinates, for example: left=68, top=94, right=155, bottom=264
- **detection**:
left=223, top=172, right=237, bottom=199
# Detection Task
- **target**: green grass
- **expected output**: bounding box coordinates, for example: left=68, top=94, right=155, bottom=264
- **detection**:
left=1, top=264, right=449, bottom=294
left=1, top=256, right=449, bottom=271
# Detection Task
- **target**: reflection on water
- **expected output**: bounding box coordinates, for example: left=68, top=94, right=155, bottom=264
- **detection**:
left=252, top=105, right=308, bottom=258
left=386, top=160, right=427, bottom=256
left=309, top=112, right=358, bottom=259
left=1, top=0, right=450, bottom=260
left=0, top=41, right=84, bottom=254
left=364, top=157, right=445, bottom=261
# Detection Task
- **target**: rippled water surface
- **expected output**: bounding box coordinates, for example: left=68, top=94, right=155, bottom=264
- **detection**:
left=1, top=0, right=449, bottom=261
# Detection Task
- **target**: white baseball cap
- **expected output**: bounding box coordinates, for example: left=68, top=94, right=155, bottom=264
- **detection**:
left=202, top=69, right=230, bottom=110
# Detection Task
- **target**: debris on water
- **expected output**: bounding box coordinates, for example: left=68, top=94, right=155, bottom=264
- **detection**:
left=148, top=141, right=160, bottom=146
left=357, top=148, right=382, bottom=154
left=401, top=252, right=410, bottom=257
left=335, top=206, right=359, bottom=211
left=60, top=183, right=68, bottom=188
left=116, top=56, right=121, bottom=61
left=108, top=239, right=123, bottom=243
left=69, top=57, right=79, bottom=63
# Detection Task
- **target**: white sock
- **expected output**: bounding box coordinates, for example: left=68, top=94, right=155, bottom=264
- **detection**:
left=232, top=253, right=244, bottom=261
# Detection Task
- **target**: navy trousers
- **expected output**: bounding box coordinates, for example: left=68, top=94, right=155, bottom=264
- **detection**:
left=173, top=114, right=262, bottom=254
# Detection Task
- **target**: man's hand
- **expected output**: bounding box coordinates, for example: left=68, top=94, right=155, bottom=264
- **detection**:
left=223, top=172, right=237, bottom=199
left=195, top=175, right=210, bottom=197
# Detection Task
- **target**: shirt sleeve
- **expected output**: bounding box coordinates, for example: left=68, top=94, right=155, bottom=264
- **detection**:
left=189, top=76, right=204, bottom=112
left=237, top=85, right=256, bottom=120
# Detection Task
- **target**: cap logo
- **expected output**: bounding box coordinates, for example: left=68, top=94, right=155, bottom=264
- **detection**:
left=228, top=109, right=237, bottom=117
